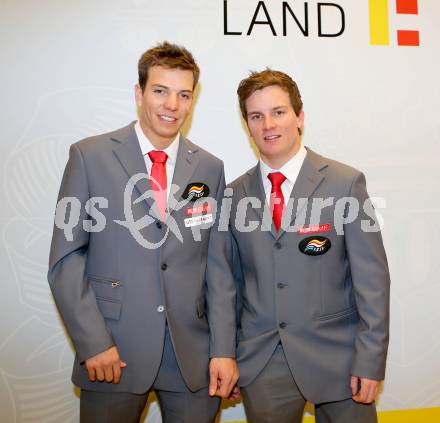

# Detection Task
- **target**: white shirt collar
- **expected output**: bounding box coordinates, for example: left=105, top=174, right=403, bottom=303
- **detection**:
left=134, top=120, right=180, bottom=164
left=260, top=144, right=307, bottom=186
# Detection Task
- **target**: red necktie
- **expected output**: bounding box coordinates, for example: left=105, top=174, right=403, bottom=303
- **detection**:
left=268, top=172, right=286, bottom=232
left=148, top=150, right=168, bottom=221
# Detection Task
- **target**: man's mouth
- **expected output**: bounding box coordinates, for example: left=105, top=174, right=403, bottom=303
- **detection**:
left=159, top=115, right=178, bottom=123
left=264, top=135, right=281, bottom=141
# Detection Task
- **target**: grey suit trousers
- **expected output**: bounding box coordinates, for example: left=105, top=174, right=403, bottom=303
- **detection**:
left=241, top=344, right=377, bottom=423
left=80, top=328, right=220, bottom=423
left=80, top=388, right=220, bottom=423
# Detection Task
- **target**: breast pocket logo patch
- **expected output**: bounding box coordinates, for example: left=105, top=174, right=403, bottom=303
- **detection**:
left=299, top=236, right=331, bottom=256
left=182, top=183, right=210, bottom=201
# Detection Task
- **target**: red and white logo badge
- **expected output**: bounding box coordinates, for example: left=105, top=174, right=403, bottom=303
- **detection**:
left=185, top=203, right=211, bottom=217
left=297, top=223, right=331, bottom=235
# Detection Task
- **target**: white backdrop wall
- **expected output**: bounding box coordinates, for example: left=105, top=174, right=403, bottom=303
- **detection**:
left=1, top=1, right=439, bottom=422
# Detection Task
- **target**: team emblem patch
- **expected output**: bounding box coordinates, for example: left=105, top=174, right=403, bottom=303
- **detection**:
left=299, top=236, right=331, bottom=256
left=182, top=183, right=210, bottom=201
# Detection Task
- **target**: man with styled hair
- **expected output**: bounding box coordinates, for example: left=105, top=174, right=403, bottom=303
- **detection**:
left=48, top=42, right=238, bottom=423
left=229, top=69, right=390, bottom=422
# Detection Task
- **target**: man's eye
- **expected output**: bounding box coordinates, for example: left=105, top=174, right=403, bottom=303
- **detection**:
left=181, top=93, right=191, bottom=100
left=275, top=110, right=285, bottom=116
left=250, top=114, right=261, bottom=121
left=153, top=89, right=165, bottom=94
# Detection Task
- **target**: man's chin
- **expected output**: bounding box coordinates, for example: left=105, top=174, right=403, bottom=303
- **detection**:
left=156, top=126, right=180, bottom=139
left=161, top=131, right=180, bottom=140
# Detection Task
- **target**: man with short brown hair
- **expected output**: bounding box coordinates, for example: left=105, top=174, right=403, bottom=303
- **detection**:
left=237, top=69, right=303, bottom=119
left=138, top=41, right=200, bottom=90
left=48, top=42, right=238, bottom=423
left=230, top=69, right=390, bottom=422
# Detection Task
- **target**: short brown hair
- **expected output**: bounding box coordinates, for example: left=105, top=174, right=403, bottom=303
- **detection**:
left=138, top=41, right=200, bottom=91
left=237, top=69, right=303, bottom=120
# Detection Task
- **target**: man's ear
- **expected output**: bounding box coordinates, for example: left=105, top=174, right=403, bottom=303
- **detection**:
left=134, top=84, right=143, bottom=107
left=297, top=110, right=305, bottom=130
left=244, top=118, right=252, bottom=137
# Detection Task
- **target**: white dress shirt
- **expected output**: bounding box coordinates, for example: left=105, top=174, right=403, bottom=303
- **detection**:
left=260, top=144, right=307, bottom=206
left=135, top=121, right=180, bottom=202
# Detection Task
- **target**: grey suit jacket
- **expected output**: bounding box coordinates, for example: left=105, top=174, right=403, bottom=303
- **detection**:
left=48, top=122, right=236, bottom=394
left=229, top=148, right=390, bottom=404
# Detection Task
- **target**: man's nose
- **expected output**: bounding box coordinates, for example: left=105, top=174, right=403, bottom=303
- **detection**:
left=164, top=94, right=178, bottom=111
left=263, top=115, right=275, bottom=130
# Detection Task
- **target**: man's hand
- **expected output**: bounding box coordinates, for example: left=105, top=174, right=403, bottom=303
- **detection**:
left=351, top=375, right=380, bottom=404
left=228, top=386, right=241, bottom=401
left=85, top=346, right=127, bottom=384
left=208, top=357, right=239, bottom=398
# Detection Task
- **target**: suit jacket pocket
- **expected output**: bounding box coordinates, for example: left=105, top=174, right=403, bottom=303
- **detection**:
left=196, top=296, right=206, bottom=318
left=316, top=305, right=357, bottom=322
left=88, top=275, right=124, bottom=301
left=96, top=297, right=122, bottom=320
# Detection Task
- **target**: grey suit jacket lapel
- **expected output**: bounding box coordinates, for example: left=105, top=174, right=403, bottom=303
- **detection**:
left=167, top=135, right=200, bottom=216
left=242, top=163, right=274, bottom=235
left=277, top=148, right=327, bottom=240
left=112, top=122, right=155, bottom=213
left=113, top=125, right=200, bottom=220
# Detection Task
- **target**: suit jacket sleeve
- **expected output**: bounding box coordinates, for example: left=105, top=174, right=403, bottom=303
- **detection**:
left=47, top=143, right=114, bottom=363
left=344, top=172, right=390, bottom=380
left=205, top=164, right=237, bottom=358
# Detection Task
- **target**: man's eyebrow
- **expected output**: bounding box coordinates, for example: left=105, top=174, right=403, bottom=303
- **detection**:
left=151, top=84, right=193, bottom=93
left=247, top=105, right=287, bottom=115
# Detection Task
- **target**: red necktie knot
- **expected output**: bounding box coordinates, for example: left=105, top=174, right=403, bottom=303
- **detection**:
left=148, top=150, right=168, bottom=164
left=268, top=172, right=286, bottom=232
left=268, top=172, right=286, bottom=188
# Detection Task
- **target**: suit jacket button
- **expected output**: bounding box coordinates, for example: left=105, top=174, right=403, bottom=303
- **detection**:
left=277, top=283, right=286, bottom=289
left=157, top=305, right=165, bottom=313
left=279, top=322, right=287, bottom=329
left=161, top=263, right=167, bottom=271
left=156, top=221, right=162, bottom=229
left=274, top=242, right=282, bottom=250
